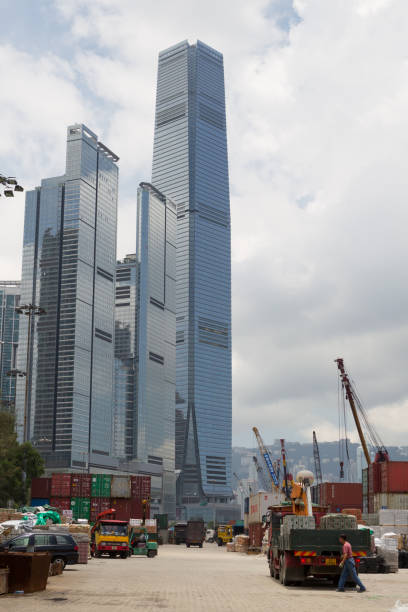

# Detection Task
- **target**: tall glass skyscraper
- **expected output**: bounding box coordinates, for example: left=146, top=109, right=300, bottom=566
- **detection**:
left=0, top=281, right=20, bottom=411
left=152, top=41, right=232, bottom=505
left=113, top=183, right=177, bottom=516
left=16, top=124, right=119, bottom=470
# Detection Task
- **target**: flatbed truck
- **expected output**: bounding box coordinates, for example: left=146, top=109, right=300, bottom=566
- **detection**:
left=267, top=514, right=371, bottom=586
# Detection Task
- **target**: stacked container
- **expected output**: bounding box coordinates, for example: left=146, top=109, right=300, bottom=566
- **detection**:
left=366, top=461, right=408, bottom=512
left=31, top=472, right=152, bottom=523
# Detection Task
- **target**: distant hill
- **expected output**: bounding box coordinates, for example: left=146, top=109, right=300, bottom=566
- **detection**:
left=232, top=440, right=408, bottom=486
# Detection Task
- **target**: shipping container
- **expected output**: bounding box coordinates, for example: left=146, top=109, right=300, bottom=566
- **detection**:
left=249, top=491, right=283, bottom=524
left=371, top=492, right=408, bottom=511
left=70, top=497, right=91, bottom=521
left=50, top=497, right=71, bottom=511
left=111, top=476, right=131, bottom=498
left=362, top=468, right=368, bottom=496
left=131, top=498, right=150, bottom=520
left=71, top=474, right=92, bottom=498
left=51, top=473, right=72, bottom=497
left=130, top=475, right=151, bottom=499
left=368, top=463, right=381, bottom=494
left=31, top=477, right=51, bottom=499
left=91, top=474, right=111, bottom=498
left=318, top=482, right=362, bottom=512
left=30, top=497, right=50, bottom=507
left=381, top=462, right=408, bottom=493
left=248, top=522, right=264, bottom=548
left=90, top=497, right=111, bottom=522
left=110, top=498, right=132, bottom=521
left=155, top=514, right=168, bottom=529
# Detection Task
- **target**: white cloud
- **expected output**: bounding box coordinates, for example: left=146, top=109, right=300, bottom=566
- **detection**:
left=1, top=0, right=408, bottom=447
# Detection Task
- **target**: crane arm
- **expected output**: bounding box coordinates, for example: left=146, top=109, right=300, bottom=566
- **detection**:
left=312, top=431, right=323, bottom=485
left=252, top=427, right=279, bottom=488
left=252, top=456, right=270, bottom=491
left=335, top=358, right=389, bottom=465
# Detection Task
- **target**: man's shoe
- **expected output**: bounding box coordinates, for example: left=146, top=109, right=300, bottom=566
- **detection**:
left=357, top=588, right=366, bottom=593
left=336, top=588, right=345, bottom=592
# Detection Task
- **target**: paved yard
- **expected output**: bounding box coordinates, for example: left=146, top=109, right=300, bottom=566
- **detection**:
left=1, top=544, right=407, bottom=611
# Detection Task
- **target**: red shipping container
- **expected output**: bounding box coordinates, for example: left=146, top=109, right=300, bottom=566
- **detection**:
left=90, top=497, right=112, bottom=522
left=71, top=474, right=81, bottom=497
left=318, top=483, right=362, bottom=512
left=51, top=473, right=72, bottom=497
left=110, top=498, right=132, bottom=521
left=130, top=475, right=151, bottom=500
left=130, top=499, right=150, bottom=520
left=368, top=463, right=381, bottom=494
left=31, top=477, right=51, bottom=499
left=50, top=497, right=71, bottom=511
left=381, top=462, right=408, bottom=493
left=80, top=474, right=92, bottom=497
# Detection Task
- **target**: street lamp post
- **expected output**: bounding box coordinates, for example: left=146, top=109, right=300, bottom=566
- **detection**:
left=15, top=304, right=46, bottom=442
left=0, top=173, right=24, bottom=198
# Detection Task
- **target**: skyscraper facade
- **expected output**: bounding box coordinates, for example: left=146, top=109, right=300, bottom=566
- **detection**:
left=135, top=182, right=177, bottom=515
left=113, top=184, right=177, bottom=515
left=0, top=281, right=20, bottom=411
left=16, top=124, right=119, bottom=470
left=152, top=41, right=232, bottom=504
left=113, top=254, right=138, bottom=460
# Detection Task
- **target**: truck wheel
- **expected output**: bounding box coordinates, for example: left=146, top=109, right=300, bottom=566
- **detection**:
left=147, top=550, right=156, bottom=558
left=279, top=555, right=289, bottom=586
left=187, top=544, right=190, bottom=548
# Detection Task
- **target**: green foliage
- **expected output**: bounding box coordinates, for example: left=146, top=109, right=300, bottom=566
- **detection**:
left=0, top=412, right=44, bottom=507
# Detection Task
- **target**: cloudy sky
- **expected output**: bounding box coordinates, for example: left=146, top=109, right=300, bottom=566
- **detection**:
left=1, top=0, right=407, bottom=447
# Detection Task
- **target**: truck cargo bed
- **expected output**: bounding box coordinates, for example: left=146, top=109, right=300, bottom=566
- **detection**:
left=280, top=529, right=371, bottom=552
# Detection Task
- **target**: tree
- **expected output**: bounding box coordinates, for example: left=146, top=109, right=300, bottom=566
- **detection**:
left=0, top=411, right=44, bottom=507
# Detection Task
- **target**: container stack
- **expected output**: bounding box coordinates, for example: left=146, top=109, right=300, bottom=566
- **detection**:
left=364, top=462, right=408, bottom=513
left=31, top=473, right=151, bottom=523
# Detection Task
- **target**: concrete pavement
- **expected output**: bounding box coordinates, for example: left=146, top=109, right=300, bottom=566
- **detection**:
left=1, top=544, right=407, bottom=611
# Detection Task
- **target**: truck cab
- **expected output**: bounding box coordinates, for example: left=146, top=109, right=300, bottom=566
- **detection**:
left=217, top=524, right=233, bottom=546
left=91, top=519, right=130, bottom=559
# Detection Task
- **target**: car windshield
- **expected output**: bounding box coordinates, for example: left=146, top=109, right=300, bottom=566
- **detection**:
left=100, top=524, right=127, bottom=536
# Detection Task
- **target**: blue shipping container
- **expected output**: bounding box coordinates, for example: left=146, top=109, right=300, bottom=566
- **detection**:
left=31, top=497, right=50, bottom=506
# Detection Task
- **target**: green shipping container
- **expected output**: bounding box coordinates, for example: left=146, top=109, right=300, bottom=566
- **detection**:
left=71, top=497, right=91, bottom=520
left=91, top=474, right=111, bottom=498
left=155, top=514, right=168, bottom=529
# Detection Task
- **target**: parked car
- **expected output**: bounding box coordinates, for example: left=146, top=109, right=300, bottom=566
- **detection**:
left=0, top=532, right=79, bottom=567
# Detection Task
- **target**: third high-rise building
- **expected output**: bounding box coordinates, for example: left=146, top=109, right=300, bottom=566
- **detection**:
left=152, top=40, right=232, bottom=506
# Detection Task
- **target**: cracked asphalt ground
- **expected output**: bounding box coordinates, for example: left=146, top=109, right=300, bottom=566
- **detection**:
left=1, top=545, right=407, bottom=611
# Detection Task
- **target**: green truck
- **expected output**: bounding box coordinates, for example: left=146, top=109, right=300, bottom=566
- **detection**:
left=267, top=513, right=371, bottom=586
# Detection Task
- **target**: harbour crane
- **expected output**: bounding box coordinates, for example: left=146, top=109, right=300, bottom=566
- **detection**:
left=335, top=358, right=389, bottom=467
left=252, top=427, right=280, bottom=489
left=280, top=438, right=291, bottom=500
left=233, top=472, right=252, bottom=497
left=252, top=456, right=270, bottom=491
left=312, top=430, right=323, bottom=485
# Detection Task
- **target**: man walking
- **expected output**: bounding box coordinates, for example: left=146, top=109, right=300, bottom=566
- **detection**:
left=336, top=534, right=366, bottom=592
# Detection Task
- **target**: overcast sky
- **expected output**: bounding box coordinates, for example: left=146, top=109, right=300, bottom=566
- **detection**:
left=1, top=0, right=407, bottom=448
